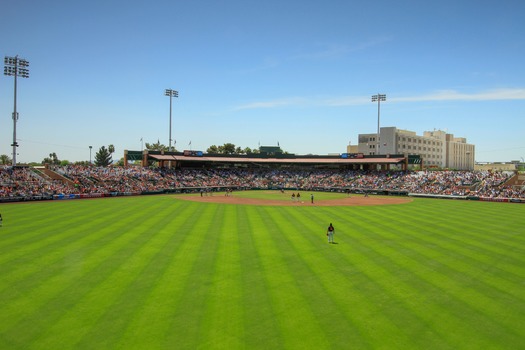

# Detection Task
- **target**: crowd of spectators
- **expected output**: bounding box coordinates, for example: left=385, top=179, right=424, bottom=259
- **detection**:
left=0, top=167, right=69, bottom=198
left=1, top=165, right=524, bottom=200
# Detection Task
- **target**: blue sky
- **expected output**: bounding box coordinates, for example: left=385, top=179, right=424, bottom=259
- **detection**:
left=1, top=0, right=524, bottom=163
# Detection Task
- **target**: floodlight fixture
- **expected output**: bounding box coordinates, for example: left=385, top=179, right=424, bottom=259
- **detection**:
left=371, top=94, right=386, bottom=102
left=165, top=89, right=178, bottom=98
left=4, top=55, right=30, bottom=166
left=165, top=88, right=179, bottom=152
left=371, top=94, right=386, bottom=155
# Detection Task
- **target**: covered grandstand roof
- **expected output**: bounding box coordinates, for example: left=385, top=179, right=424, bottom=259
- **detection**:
left=148, top=154, right=405, bottom=164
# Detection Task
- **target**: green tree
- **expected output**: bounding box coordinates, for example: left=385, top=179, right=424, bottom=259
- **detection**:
left=42, top=152, right=60, bottom=165
left=94, top=146, right=113, bottom=167
left=222, top=143, right=236, bottom=154
left=206, top=144, right=261, bottom=155
left=0, top=154, right=12, bottom=165
left=206, top=145, right=219, bottom=153
left=145, top=140, right=169, bottom=152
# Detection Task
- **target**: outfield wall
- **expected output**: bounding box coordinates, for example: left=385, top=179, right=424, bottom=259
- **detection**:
left=408, top=192, right=525, bottom=203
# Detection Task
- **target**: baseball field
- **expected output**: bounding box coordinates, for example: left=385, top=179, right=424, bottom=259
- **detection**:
left=0, top=191, right=524, bottom=349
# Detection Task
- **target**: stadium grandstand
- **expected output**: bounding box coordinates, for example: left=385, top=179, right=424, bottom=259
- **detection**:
left=1, top=147, right=524, bottom=203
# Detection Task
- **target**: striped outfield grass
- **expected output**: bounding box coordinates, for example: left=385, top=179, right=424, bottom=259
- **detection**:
left=0, top=193, right=524, bottom=349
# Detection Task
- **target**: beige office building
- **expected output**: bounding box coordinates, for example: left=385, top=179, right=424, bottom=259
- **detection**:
left=357, top=127, right=475, bottom=170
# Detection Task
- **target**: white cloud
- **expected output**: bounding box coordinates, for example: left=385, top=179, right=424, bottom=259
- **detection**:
left=232, top=88, right=525, bottom=111
left=390, top=89, right=525, bottom=102
left=291, top=37, right=392, bottom=61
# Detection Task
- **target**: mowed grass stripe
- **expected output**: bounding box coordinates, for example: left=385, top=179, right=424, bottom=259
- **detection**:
left=0, top=199, right=171, bottom=346
left=160, top=203, right=230, bottom=348
left=354, top=218, right=520, bottom=348
left=0, top=197, right=182, bottom=347
left=196, top=204, right=245, bottom=348
left=390, top=203, right=525, bottom=304
left=326, top=203, right=474, bottom=348
left=265, top=206, right=353, bottom=345
left=383, top=203, right=525, bottom=341
left=50, top=199, right=198, bottom=349
left=238, top=205, right=285, bottom=349
left=391, top=200, right=525, bottom=300
left=33, top=200, right=191, bottom=349
left=68, top=200, right=198, bottom=349
left=312, top=204, right=447, bottom=348
left=0, top=198, right=160, bottom=331
left=352, top=199, right=525, bottom=274
left=245, top=206, right=331, bottom=348
left=0, top=201, right=81, bottom=245
left=409, top=199, right=525, bottom=255
left=274, top=205, right=414, bottom=348
left=0, top=200, right=147, bottom=297
left=340, top=208, right=466, bottom=349
left=348, top=201, right=525, bottom=348
left=323, top=205, right=460, bottom=349
left=112, top=201, right=221, bottom=349
left=0, top=198, right=141, bottom=267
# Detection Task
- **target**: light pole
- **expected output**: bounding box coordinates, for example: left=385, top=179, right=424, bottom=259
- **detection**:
left=165, top=89, right=179, bottom=152
left=371, top=94, right=386, bottom=155
left=89, top=146, right=93, bottom=164
left=4, top=55, right=29, bottom=166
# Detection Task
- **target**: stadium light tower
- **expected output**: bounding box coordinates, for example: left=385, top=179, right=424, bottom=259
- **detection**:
left=4, top=55, right=29, bottom=166
left=165, top=89, right=179, bottom=152
left=371, top=94, right=386, bottom=155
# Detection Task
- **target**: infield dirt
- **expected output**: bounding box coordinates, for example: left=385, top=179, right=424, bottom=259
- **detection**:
left=179, top=194, right=412, bottom=206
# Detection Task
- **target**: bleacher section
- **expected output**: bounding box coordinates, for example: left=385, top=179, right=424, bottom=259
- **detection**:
left=1, top=166, right=524, bottom=203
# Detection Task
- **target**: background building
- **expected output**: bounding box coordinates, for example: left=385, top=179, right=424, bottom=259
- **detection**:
left=357, top=127, right=475, bottom=170
left=346, top=144, right=359, bottom=154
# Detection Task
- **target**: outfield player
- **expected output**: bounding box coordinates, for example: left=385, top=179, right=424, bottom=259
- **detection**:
left=327, top=223, right=335, bottom=243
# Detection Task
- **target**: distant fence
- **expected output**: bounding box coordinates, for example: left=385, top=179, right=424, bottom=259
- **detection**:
left=408, top=193, right=525, bottom=203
